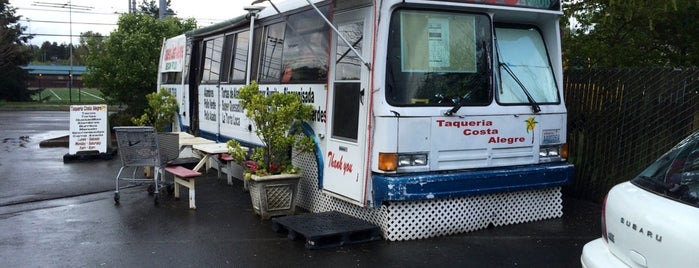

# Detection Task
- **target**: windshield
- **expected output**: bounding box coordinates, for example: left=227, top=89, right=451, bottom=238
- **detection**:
left=495, top=27, right=559, bottom=104
left=386, top=10, right=491, bottom=106
left=632, top=131, right=699, bottom=207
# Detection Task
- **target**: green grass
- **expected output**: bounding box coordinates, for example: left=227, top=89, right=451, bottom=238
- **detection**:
left=0, top=88, right=108, bottom=111
left=31, top=88, right=105, bottom=103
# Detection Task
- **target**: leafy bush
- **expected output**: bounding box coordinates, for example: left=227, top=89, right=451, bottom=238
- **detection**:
left=131, top=88, right=177, bottom=131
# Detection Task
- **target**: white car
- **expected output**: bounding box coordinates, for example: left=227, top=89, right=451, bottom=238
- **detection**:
left=581, top=130, right=699, bottom=268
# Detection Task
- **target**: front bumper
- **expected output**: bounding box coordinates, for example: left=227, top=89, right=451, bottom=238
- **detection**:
left=371, top=162, right=573, bottom=206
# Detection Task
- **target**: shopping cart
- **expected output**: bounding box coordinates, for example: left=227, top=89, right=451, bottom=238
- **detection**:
left=113, top=126, right=178, bottom=205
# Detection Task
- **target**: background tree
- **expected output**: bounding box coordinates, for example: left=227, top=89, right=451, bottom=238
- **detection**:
left=82, top=13, right=195, bottom=125
left=29, top=36, right=95, bottom=65
left=562, top=0, right=699, bottom=68
left=35, top=41, right=71, bottom=64
left=139, top=0, right=175, bottom=18
left=0, top=0, right=32, bottom=101
left=73, top=31, right=104, bottom=65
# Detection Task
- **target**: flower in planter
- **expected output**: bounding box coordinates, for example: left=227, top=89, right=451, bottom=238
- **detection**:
left=244, top=160, right=259, bottom=173
left=227, top=81, right=314, bottom=177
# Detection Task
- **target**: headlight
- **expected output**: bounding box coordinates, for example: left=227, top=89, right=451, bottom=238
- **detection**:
left=380, top=152, right=429, bottom=171
left=397, top=153, right=428, bottom=167
left=539, top=145, right=562, bottom=162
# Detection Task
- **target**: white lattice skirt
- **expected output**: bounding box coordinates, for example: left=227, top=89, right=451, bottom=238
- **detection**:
left=293, top=152, right=563, bottom=241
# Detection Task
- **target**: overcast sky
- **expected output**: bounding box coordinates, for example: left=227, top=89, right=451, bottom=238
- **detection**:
left=11, top=0, right=258, bottom=45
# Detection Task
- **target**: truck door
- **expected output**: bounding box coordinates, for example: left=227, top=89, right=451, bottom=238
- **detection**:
left=323, top=8, right=372, bottom=206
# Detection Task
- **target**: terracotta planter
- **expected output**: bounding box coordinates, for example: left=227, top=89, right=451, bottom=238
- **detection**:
left=248, top=173, right=301, bottom=220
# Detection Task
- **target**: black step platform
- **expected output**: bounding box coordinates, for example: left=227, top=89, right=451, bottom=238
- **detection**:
left=272, top=211, right=382, bottom=249
left=63, top=149, right=116, bottom=162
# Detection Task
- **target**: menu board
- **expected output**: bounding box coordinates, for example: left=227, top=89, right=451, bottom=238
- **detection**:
left=69, top=104, right=108, bottom=154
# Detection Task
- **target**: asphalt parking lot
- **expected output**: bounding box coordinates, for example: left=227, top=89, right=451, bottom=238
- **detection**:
left=0, top=110, right=601, bottom=267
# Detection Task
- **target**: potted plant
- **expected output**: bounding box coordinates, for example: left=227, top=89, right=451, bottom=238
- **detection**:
left=227, top=81, right=314, bottom=219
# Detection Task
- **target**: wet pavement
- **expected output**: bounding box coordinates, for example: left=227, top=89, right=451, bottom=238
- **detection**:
left=0, top=110, right=601, bottom=267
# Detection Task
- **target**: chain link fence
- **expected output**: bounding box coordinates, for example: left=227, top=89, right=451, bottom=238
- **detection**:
left=564, top=68, right=699, bottom=202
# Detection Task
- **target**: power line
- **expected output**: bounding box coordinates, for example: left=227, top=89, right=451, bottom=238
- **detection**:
left=16, top=7, right=127, bottom=16
left=17, top=5, right=225, bottom=24
left=17, top=3, right=231, bottom=26
left=16, top=6, right=123, bottom=16
left=21, top=18, right=117, bottom=26
left=32, top=1, right=93, bottom=10
left=22, top=33, right=107, bottom=38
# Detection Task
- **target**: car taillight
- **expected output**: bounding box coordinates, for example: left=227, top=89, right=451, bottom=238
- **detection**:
left=601, top=194, right=608, bottom=243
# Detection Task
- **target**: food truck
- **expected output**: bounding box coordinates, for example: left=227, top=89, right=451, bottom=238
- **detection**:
left=158, top=0, right=573, bottom=240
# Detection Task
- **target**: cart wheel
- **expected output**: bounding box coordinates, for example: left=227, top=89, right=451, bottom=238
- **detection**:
left=147, top=184, right=155, bottom=195
left=114, top=192, right=120, bottom=204
left=166, top=184, right=174, bottom=195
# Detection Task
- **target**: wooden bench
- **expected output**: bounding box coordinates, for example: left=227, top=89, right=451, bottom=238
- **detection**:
left=165, top=165, right=202, bottom=209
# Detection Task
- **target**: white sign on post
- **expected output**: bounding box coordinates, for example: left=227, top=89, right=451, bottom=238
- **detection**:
left=69, top=104, right=108, bottom=155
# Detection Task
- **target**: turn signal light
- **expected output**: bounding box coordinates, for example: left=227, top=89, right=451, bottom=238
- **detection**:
left=379, top=153, right=397, bottom=171
left=561, top=143, right=568, bottom=159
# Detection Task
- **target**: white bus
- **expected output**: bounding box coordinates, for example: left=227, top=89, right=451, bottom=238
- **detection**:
left=158, top=0, right=573, bottom=241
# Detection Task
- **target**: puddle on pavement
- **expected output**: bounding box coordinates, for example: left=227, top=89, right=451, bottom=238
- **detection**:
left=2, top=136, right=30, bottom=148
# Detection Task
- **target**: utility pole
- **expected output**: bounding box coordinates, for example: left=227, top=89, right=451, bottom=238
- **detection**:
left=69, top=0, right=72, bottom=103
left=31, top=1, right=93, bottom=103
left=159, top=0, right=166, bottom=19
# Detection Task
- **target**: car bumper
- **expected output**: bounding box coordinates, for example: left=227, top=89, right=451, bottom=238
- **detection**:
left=581, top=238, right=628, bottom=268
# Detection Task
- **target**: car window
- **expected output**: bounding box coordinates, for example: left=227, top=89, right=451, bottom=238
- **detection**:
left=632, top=131, right=699, bottom=208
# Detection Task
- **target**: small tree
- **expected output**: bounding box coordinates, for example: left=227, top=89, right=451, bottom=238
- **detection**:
left=228, top=82, right=314, bottom=176
left=131, top=88, right=177, bottom=132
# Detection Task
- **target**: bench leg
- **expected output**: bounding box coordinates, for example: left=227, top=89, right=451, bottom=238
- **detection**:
left=226, top=162, right=233, bottom=185
left=214, top=157, right=221, bottom=179
left=188, top=180, right=196, bottom=209
left=174, top=178, right=181, bottom=199
left=174, top=177, right=196, bottom=209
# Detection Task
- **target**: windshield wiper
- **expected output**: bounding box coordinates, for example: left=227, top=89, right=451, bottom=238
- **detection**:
left=444, top=92, right=471, bottom=116
left=445, top=97, right=464, bottom=116
left=499, top=62, right=541, bottom=113
left=635, top=175, right=688, bottom=196
left=445, top=41, right=491, bottom=116
left=494, top=35, right=541, bottom=114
